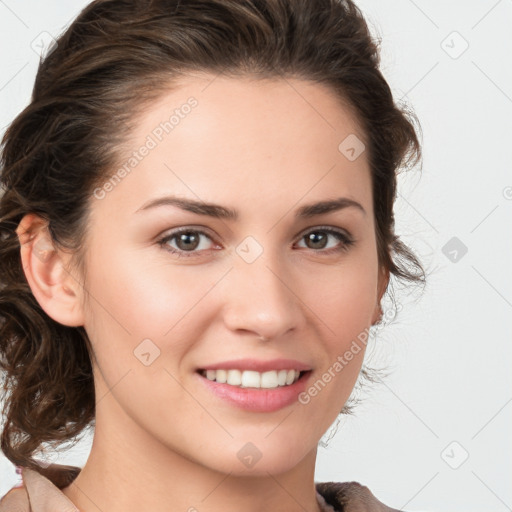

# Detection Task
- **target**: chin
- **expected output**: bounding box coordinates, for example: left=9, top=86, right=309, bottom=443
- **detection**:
left=197, top=437, right=315, bottom=477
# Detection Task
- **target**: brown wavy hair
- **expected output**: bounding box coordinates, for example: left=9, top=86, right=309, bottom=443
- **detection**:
left=0, top=0, right=425, bottom=474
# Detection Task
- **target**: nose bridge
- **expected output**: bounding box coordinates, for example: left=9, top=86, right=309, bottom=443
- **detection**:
left=222, top=244, right=301, bottom=339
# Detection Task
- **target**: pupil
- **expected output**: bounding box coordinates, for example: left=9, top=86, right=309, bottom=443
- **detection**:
left=307, top=232, right=327, bottom=249
left=177, top=232, right=199, bottom=250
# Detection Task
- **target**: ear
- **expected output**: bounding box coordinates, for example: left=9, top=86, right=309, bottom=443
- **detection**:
left=371, top=265, right=390, bottom=325
left=16, top=213, right=85, bottom=327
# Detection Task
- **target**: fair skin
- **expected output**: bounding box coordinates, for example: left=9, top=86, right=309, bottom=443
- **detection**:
left=17, top=74, right=388, bottom=512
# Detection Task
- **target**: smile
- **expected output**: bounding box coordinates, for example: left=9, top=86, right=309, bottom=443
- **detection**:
left=198, top=369, right=304, bottom=388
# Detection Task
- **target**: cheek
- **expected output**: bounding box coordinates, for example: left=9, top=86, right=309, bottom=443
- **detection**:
left=301, top=249, right=378, bottom=390
left=81, top=243, right=225, bottom=368
left=306, top=248, right=380, bottom=332
left=299, top=280, right=371, bottom=425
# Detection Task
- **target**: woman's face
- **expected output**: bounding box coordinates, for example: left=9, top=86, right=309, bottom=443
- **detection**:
left=78, top=74, right=387, bottom=476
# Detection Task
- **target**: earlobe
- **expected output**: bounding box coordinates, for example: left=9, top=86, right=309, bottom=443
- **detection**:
left=16, top=213, right=85, bottom=327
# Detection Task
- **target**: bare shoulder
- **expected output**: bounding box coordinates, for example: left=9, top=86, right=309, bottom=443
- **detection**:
left=0, top=485, right=29, bottom=512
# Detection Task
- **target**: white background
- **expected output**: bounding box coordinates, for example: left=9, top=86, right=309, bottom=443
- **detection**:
left=0, top=1, right=511, bottom=511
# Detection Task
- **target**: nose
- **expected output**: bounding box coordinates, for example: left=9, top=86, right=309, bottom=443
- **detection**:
left=221, top=250, right=303, bottom=341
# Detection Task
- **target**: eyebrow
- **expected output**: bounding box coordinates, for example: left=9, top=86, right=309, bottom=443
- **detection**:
left=134, top=195, right=366, bottom=219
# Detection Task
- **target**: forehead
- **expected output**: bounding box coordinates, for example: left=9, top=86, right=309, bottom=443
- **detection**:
left=93, top=74, right=372, bottom=221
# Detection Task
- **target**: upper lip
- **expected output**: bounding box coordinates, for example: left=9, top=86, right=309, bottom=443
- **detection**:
left=198, top=358, right=312, bottom=372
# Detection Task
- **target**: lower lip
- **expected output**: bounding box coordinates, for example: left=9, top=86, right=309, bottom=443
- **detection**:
left=196, top=371, right=312, bottom=413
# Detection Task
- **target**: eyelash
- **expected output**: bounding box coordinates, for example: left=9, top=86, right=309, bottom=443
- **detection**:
left=157, top=226, right=355, bottom=259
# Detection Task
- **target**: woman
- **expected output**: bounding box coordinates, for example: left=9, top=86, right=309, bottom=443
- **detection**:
left=0, top=0, right=425, bottom=510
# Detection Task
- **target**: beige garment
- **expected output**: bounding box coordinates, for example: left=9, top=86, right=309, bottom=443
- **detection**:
left=0, top=463, right=404, bottom=511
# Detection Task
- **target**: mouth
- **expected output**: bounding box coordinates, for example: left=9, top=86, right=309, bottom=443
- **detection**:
left=196, top=368, right=311, bottom=389
left=195, top=364, right=313, bottom=412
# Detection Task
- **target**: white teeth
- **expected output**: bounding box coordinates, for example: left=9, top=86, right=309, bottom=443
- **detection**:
left=227, top=369, right=242, bottom=386
left=261, top=370, right=278, bottom=388
left=202, top=369, right=302, bottom=388
left=241, top=370, right=260, bottom=388
left=285, top=369, right=296, bottom=385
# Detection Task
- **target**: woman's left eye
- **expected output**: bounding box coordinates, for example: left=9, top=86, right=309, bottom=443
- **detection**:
left=157, top=227, right=354, bottom=258
left=295, top=228, right=354, bottom=254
